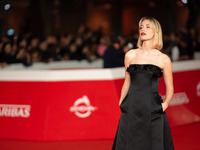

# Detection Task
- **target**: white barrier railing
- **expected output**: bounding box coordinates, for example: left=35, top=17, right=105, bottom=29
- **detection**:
left=1, top=51, right=200, bottom=70
left=0, top=59, right=103, bottom=70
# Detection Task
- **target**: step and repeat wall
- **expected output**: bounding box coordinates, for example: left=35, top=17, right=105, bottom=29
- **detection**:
left=0, top=60, right=200, bottom=141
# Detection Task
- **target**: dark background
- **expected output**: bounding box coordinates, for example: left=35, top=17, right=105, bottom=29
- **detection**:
left=0, top=0, right=200, bottom=38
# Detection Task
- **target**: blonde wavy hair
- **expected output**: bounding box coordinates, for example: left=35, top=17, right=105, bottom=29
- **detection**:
left=137, top=16, right=163, bottom=50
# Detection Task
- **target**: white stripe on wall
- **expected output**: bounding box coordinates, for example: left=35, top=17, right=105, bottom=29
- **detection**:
left=0, top=60, right=199, bottom=81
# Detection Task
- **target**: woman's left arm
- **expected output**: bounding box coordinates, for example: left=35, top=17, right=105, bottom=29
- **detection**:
left=162, top=55, right=174, bottom=111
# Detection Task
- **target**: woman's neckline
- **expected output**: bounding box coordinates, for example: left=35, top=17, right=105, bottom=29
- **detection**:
left=129, top=64, right=163, bottom=71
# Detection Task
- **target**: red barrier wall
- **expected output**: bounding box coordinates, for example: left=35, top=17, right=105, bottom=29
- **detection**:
left=0, top=62, right=200, bottom=141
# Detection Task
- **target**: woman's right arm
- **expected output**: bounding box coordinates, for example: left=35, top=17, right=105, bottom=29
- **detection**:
left=119, top=52, right=132, bottom=105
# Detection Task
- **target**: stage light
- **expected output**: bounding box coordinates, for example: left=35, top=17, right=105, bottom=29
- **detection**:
left=181, top=0, right=188, bottom=4
left=4, top=4, right=11, bottom=10
left=7, top=29, right=15, bottom=36
left=127, top=42, right=134, bottom=49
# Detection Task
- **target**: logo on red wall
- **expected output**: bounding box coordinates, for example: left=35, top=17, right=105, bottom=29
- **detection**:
left=69, top=96, right=97, bottom=118
left=162, top=92, right=189, bottom=106
left=197, top=82, right=200, bottom=96
left=0, top=104, right=31, bottom=118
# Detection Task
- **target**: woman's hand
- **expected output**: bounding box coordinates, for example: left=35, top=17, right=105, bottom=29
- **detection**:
left=161, top=102, right=169, bottom=112
left=119, top=100, right=122, bottom=106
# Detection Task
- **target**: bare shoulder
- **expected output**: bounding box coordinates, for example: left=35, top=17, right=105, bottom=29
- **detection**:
left=125, top=49, right=139, bottom=58
left=124, top=49, right=138, bottom=66
left=159, top=52, right=172, bottom=68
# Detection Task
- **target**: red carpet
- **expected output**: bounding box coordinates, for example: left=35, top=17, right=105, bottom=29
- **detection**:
left=0, top=122, right=200, bottom=150
left=172, top=122, right=200, bottom=150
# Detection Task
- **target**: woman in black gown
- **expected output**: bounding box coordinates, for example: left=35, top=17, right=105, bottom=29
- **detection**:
left=112, top=17, right=174, bottom=150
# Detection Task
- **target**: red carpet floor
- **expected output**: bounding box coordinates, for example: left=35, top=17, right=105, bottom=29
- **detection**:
left=0, top=122, right=200, bottom=150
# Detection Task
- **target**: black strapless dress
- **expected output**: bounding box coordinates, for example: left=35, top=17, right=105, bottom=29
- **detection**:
left=112, top=64, right=174, bottom=150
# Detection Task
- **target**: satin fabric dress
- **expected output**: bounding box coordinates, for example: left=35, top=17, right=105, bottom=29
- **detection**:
left=112, top=64, right=174, bottom=150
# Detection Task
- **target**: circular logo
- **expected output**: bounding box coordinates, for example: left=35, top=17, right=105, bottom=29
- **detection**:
left=69, top=96, right=97, bottom=118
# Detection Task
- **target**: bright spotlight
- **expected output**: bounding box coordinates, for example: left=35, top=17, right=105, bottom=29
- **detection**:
left=7, top=29, right=15, bottom=36
left=4, top=4, right=11, bottom=10
left=181, top=0, right=188, bottom=4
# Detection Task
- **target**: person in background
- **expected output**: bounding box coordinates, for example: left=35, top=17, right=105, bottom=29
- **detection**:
left=15, top=47, right=32, bottom=66
left=103, top=35, right=124, bottom=68
left=97, top=36, right=110, bottom=57
left=164, top=33, right=180, bottom=61
left=0, top=42, right=16, bottom=67
left=178, top=31, right=190, bottom=60
left=196, top=33, right=200, bottom=52
left=187, top=28, right=196, bottom=59
left=122, top=41, right=134, bottom=54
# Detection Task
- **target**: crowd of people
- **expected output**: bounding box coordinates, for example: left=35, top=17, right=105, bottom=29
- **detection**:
left=0, top=24, right=200, bottom=68
left=0, top=25, right=107, bottom=67
left=163, top=28, right=200, bottom=61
